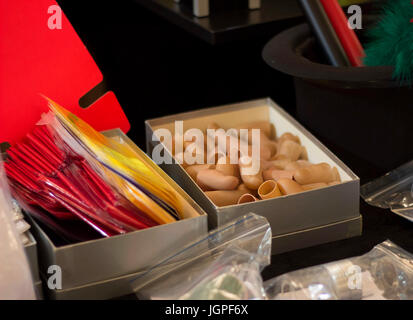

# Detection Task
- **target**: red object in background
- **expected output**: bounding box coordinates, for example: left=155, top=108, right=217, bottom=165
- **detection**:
left=0, top=0, right=130, bottom=146
left=320, top=0, right=365, bottom=67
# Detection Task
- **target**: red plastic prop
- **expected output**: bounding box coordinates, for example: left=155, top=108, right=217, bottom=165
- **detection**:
left=0, top=0, right=130, bottom=146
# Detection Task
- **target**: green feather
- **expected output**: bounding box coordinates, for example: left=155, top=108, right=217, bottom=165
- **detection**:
left=364, top=0, right=413, bottom=84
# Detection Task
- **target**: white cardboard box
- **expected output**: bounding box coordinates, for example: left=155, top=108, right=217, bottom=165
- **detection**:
left=145, top=98, right=362, bottom=254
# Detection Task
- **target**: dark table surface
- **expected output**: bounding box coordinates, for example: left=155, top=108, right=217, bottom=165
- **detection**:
left=134, top=0, right=304, bottom=44
left=56, top=0, right=413, bottom=299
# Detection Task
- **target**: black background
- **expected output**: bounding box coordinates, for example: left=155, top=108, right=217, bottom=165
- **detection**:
left=56, top=0, right=413, bottom=291
left=57, top=0, right=297, bottom=150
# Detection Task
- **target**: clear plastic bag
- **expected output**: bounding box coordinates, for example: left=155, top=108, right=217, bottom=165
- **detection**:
left=361, top=160, right=413, bottom=222
left=11, top=199, right=31, bottom=245
left=0, top=160, right=35, bottom=299
left=131, top=213, right=272, bottom=300
left=6, top=112, right=172, bottom=241
left=265, top=240, right=413, bottom=300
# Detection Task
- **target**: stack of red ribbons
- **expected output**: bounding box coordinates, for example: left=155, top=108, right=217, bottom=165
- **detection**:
left=5, top=124, right=158, bottom=240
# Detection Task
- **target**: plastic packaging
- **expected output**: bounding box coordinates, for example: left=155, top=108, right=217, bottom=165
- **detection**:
left=6, top=123, right=158, bottom=238
left=265, top=240, right=413, bottom=300
left=6, top=100, right=193, bottom=240
left=132, top=213, right=272, bottom=300
left=47, top=98, right=186, bottom=219
left=11, top=199, right=31, bottom=245
left=361, top=160, right=413, bottom=222
left=39, top=110, right=179, bottom=224
left=0, top=160, right=36, bottom=299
